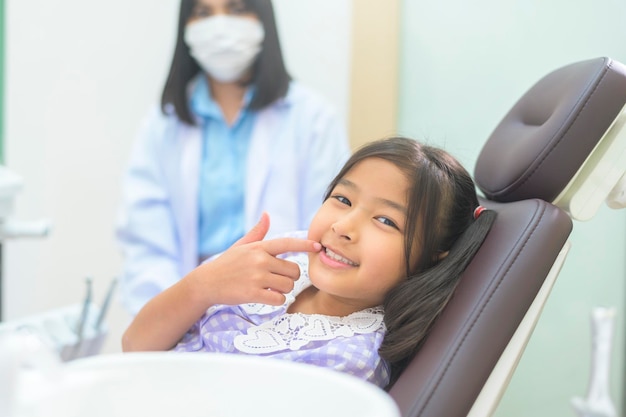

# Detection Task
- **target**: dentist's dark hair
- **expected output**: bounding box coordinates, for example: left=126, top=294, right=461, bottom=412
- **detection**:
left=161, top=0, right=291, bottom=124
left=324, top=137, right=496, bottom=390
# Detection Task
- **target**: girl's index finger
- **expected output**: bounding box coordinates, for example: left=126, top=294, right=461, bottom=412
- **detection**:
left=262, top=237, right=322, bottom=257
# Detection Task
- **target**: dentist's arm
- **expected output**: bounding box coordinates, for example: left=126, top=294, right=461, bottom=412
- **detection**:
left=121, top=213, right=321, bottom=352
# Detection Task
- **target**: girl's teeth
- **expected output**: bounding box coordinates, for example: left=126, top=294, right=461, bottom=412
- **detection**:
left=325, top=248, right=358, bottom=266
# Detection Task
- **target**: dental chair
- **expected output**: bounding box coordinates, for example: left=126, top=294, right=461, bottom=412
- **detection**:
left=389, top=56, right=626, bottom=417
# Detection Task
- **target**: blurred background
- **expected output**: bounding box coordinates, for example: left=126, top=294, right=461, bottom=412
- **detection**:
left=0, top=1, right=624, bottom=416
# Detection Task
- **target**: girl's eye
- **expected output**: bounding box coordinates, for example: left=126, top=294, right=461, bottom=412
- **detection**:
left=376, top=216, right=399, bottom=229
left=332, top=195, right=351, bottom=206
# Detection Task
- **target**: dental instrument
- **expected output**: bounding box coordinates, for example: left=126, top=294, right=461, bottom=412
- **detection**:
left=94, top=277, right=118, bottom=331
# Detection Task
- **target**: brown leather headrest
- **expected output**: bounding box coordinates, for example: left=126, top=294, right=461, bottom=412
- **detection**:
left=475, top=57, right=626, bottom=202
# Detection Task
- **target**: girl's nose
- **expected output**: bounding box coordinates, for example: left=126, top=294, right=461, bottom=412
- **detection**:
left=331, top=213, right=359, bottom=241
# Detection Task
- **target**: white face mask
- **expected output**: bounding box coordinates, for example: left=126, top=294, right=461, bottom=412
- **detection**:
left=184, top=15, right=265, bottom=83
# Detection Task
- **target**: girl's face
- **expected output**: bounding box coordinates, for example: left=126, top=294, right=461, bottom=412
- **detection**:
left=307, top=157, right=412, bottom=315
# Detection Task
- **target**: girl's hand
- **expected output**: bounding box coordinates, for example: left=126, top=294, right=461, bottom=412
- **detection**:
left=186, top=212, right=321, bottom=307
left=122, top=213, right=320, bottom=352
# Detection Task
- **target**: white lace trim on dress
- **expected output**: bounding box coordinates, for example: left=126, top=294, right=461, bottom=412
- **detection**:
left=233, top=307, right=385, bottom=354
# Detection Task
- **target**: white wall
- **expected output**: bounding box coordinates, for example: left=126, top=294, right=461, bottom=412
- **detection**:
left=273, top=0, right=352, bottom=125
left=2, top=0, right=352, bottom=355
left=3, top=0, right=181, bottom=352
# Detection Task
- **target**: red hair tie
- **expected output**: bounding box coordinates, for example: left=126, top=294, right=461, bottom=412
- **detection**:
left=473, top=206, right=486, bottom=220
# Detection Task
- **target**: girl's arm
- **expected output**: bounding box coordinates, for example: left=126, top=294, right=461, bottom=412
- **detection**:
left=122, top=213, right=321, bottom=352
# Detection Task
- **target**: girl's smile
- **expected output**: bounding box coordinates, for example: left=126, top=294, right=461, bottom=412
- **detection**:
left=319, top=245, right=360, bottom=268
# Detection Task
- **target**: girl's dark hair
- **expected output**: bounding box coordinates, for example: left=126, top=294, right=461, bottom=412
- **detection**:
left=324, top=136, right=496, bottom=390
left=161, top=0, right=291, bottom=124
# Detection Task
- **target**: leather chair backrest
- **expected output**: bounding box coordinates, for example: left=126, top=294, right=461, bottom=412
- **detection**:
left=388, top=57, right=626, bottom=417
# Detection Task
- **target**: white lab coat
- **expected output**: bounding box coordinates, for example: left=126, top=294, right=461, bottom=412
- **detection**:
left=116, top=81, right=350, bottom=314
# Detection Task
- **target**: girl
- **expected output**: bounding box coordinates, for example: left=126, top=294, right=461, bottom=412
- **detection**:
left=116, top=0, right=350, bottom=315
left=122, top=137, right=496, bottom=390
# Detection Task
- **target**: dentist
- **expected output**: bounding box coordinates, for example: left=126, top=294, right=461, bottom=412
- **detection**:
left=116, top=0, right=350, bottom=315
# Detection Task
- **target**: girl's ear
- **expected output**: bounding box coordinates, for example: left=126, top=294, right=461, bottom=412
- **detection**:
left=435, top=251, right=449, bottom=261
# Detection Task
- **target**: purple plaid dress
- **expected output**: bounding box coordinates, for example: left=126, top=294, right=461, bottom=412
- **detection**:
left=173, top=250, right=389, bottom=388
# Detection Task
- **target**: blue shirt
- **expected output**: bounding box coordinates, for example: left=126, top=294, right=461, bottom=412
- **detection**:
left=190, top=77, right=256, bottom=259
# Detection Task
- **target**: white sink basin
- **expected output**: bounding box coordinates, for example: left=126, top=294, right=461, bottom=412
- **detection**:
left=7, top=347, right=400, bottom=417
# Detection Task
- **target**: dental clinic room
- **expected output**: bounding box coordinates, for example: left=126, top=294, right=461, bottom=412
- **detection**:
left=1, top=0, right=625, bottom=416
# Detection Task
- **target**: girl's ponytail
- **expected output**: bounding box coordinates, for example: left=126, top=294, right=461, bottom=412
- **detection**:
left=380, top=210, right=496, bottom=390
